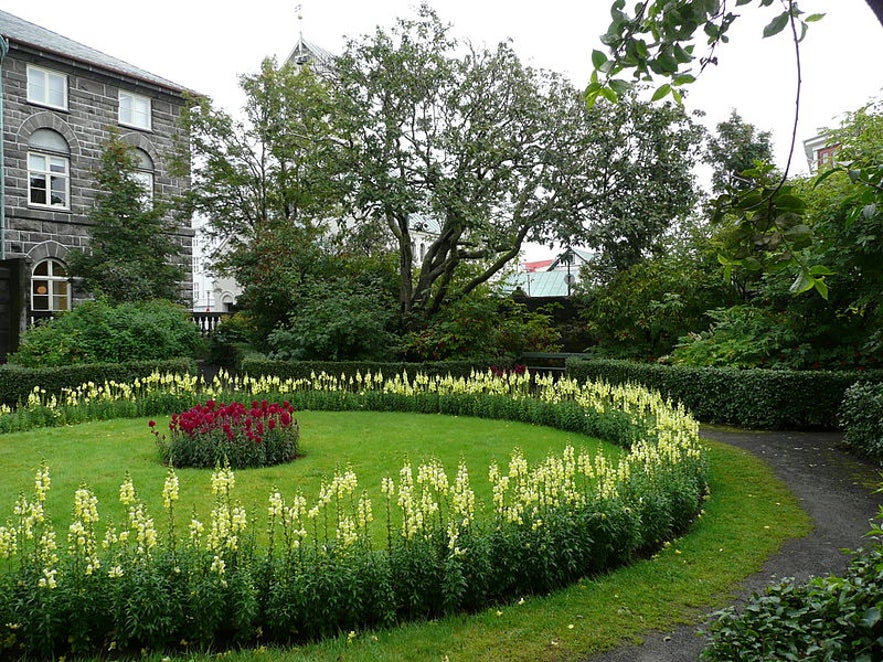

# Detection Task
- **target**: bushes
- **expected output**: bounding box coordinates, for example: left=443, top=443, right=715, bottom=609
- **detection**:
left=0, top=358, right=196, bottom=409
left=702, top=546, right=883, bottom=661
left=8, top=299, right=204, bottom=367
left=567, top=357, right=883, bottom=430
left=840, top=382, right=883, bottom=461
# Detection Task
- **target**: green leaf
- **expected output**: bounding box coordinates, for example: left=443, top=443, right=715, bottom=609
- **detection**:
left=736, top=0, right=752, bottom=5
left=592, top=49, right=608, bottom=70
left=600, top=86, right=619, bottom=103
left=775, top=193, right=807, bottom=213
left=671, top=88, right=683, bottom=104
left=809, top=264, right=836, bottom=277
left=650, top=83, right=672, bottom=101
left=812, top=277, right=829, bottom=300
left=763, top=12, right=790, bottom=38
left=804, top=13, right=825, bottom=22
left=673, top=73, right=696, bottom=86
left=789, top=271, right=814, bottom=295
left=609, top=78, right=631, bottom=96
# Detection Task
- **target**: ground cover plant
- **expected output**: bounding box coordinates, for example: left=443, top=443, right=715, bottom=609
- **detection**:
left=0, top=370, right=708, bottom=659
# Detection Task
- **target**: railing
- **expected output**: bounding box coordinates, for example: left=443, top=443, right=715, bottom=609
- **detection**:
left=27, top=310, right=231, bottom=336
left=191, top=311, right=231, bottom=335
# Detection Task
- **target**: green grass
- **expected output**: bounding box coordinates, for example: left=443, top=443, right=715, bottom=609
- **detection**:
left=0, top=411, right=620, bottom=544
left=0, top=415, right=811, bottom=661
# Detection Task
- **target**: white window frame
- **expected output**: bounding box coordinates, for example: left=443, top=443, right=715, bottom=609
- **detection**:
left=132, top=169, right=154, bottom=202
left=31, top=258, right=71, bottom=312
left=118, top=90, right=151, bottom=130
left=28, top=152, right=70, bottom=210
left=27, top=64, right=68, bottom=110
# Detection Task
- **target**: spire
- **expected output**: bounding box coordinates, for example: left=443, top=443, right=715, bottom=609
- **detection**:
left=296, top=3, right=303, bottom=45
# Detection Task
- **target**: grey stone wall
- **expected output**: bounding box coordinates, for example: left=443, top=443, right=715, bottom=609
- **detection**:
left=1, top=46, right=194, bottom=311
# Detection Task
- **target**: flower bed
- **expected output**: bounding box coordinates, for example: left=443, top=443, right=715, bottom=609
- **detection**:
left=0, top=370, right=709, bottom=659
left=153, top=399, right=300, bottom=469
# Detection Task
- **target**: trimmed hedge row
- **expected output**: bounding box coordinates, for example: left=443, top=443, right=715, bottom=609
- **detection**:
left=566, top=358, right=883, bottom=430
left=0, top=358, right=197, bottom=408
left=239, top=357, right=509, bottom=381
left=839, top=382, right=883, bottom=461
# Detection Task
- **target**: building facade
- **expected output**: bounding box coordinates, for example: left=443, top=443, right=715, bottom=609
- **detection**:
left=0, top=10, right=194, bottom=359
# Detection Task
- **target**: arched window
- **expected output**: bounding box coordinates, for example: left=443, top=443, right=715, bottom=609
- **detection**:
left=28, top=129, right=70, bottom=209
left=131, top=148, right=154, bottom=200
left=31, top=258, right=71, bottom=312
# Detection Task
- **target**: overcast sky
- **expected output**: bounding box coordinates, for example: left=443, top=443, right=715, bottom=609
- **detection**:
left=3, top=0, right=881, bottom=259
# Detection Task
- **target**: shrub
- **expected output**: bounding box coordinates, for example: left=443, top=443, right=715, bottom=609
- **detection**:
left=267, top=279, right=399, bottom=362
left=567, top=357, right=883, bottom=429
left=0, top=358, right=196, bottom=409
left=702, top=546, right=883, bottom=661
left=8, top=299, right=204, bottom=367
left=404, top=294, right=561, bottom=362
left=840, top=382, right=883, bottom=461
left=154, top=399, right=300, bottom=469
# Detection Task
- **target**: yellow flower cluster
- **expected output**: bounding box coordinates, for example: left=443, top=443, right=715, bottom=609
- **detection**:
left=68, top=487, right=101, bottom=575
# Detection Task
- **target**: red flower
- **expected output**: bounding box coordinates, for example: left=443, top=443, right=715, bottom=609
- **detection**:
left=148, top=420, right=156, bottom=428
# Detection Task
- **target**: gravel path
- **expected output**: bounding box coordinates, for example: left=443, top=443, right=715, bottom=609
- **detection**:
left=584, top=427, right=882, bottom=662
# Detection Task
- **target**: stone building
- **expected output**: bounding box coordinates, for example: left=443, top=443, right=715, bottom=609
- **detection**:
left=0, top=9, right=195, bottom=360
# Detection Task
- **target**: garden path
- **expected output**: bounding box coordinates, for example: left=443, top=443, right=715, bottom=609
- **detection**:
left=583, top=427, right=881, bottom=662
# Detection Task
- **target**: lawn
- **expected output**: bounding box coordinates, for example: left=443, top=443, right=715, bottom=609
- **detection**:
left=0, top=412, right=810, bottom=661
left=0, top=410, right=622, bottom=546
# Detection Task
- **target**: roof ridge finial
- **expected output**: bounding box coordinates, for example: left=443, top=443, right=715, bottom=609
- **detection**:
left=296, top=3, right=304, bottom=45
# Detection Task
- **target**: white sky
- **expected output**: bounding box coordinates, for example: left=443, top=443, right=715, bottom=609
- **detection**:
left=4, top=0, right=881, bottom=260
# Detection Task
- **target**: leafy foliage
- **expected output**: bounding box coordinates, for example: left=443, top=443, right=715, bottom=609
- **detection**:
left=704, top=109, right=775, bottom=195
left=588, top=0, right=828, bottom=106
left=267, top=277, right=399, bottom=362
left=8, top=299, right=204, bottom=368
left=403, top=292, right=561, bottom=362
left=702, top=542, right=883, bottom=661
left=67, top=133, right=187, bottom=304
left=567, top=357, right=883, bottom=430
left=839, top=382, right=883, bottom=461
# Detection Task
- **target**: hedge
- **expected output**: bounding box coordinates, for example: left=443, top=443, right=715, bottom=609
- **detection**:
left=839, top=382, right=883, bottom=461
left=0, top=358, right=197, bottom=408
left=238, top=357, right=510, bottom=381
left=566, top=358, right=883, bottom=430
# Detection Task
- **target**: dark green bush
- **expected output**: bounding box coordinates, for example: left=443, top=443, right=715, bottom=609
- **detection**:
left=8, top=299, right=204, bottom=367
left=0, top=358, right=196, bottom=408
left=267, top=279, right=399, bottom=362
left=702, top=546, right=883, bottom=661
left=566, top=357, right=883, bottom=429
left=840, top=382, right=883, bottom=461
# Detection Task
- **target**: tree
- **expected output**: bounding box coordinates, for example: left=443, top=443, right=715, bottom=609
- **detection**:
left=590, top=1, right=883, bottom=299
left=577, top=91, right=702, bottom=282
left=68, top=134, right=187, bottom=304
left=178, top=58, right=347, bottom=339
left=704, top=109, right=775, bottom=195
left=332, top=6, right=700, bottom=328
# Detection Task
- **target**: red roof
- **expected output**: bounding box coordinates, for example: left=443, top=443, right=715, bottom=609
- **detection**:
left=522, top=259, right=553, bottom=273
